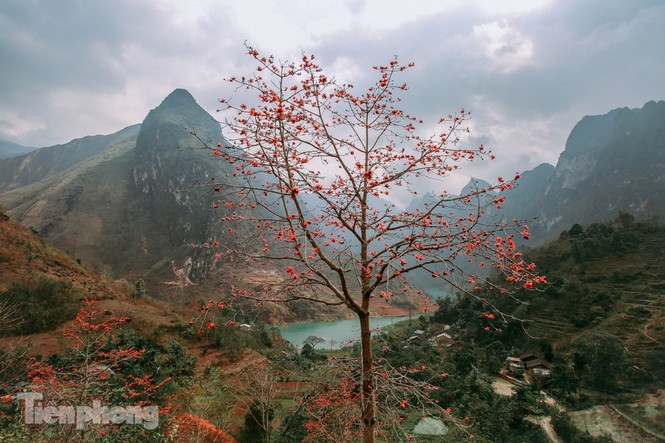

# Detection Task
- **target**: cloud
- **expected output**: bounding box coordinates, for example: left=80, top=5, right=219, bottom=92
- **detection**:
left=0, top=110, right=45, bottom=143
left=0, top=0, right=663, bottom=194
left=468, top=20, right=535, bottom=73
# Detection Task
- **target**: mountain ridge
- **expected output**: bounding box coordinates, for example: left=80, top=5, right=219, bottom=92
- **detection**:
left=0, top=139, right=35, bottom=159
left=0, top=89, right=238, bottom=288
left=0, top=124, right=141, bottom=192
left=507, top=100, right=665, bottom=243
left=0, top=93, right=663, bottom=315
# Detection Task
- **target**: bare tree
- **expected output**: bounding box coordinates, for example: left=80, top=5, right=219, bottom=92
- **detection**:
left=230, top=363, right=282, bottom=443
left=0, top=296, right=20, bottom=334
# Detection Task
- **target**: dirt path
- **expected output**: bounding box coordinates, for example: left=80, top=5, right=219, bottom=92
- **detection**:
left=541, top=416, right=563, bottom=443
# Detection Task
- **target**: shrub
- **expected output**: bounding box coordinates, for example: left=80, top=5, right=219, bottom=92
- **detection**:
left=1, top=276, right=77, bottom=335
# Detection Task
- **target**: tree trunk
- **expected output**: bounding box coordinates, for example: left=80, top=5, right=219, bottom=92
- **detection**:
left=359, top=311, right=376, bottom=443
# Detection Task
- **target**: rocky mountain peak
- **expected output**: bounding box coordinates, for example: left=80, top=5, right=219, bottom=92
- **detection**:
left=160, top=88, right=197, bottom=108
left=517, top=100, right=665, bottom=242
left=461, top=177, right=492, bottom=195
left=133, top=89, right=225, bottom=194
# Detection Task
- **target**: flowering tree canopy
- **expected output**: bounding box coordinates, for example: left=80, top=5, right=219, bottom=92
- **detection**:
left=203, top=44, right=545, bottom=442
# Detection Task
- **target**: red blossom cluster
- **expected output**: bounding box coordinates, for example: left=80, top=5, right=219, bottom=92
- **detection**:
left=20, top=299, right=170, bottom=437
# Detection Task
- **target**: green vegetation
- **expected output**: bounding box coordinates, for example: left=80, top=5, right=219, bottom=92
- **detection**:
left=1, top=215, right=662, bottom=442
left=432, top=215, right=664, bottom=393
left=416, top=215, right=665, bottom=440
left=1, top=276, right=78, bottom=335
left=131, top=278, right=147, bottom=298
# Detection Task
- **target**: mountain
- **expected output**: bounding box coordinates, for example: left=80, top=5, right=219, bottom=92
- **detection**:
left=0, top=204, right=190, bottom=354
left=0, top=89, right=242, bottom=289
left=0, top=125, right=140, bottom=191
left=2, top=93, right=663, bottom=320
left=400, top=100, right=665, bottom=290
left=500, top=163, right=555, bottom=218
left=504, top=100, right=665, bottom=243
left=0, top=140, right=35, bottom=159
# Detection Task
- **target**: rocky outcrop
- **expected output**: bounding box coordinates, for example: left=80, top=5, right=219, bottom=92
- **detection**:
left=505, top=101, right=665, bottom=243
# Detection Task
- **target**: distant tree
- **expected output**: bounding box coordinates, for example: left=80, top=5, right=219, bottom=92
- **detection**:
left=301, top=336, right=326, bottom=360
left=451, top=349, right=478, bottom=374
left=164, top=339, right=196, bottom=378
left=479, top=341, right=507, bottom=374
left=132, top=278, right=147, bottom=298
left=541, top=341, right=554, bottom=362
left=431, top=296, right=461, bottom=325
left=0, top=342, right=29, bottom=391
left=545, top=361, right=579, bottom=403
left=617, top=211, right=635, bottom=230
left=512, top=384, right=546, bottom=416
left=232, top=363, right=281, bottom=443
left=275, top=409, right=308, bottom=443
left=242, top=403, right=275, bottom=443
left=303, top=335, right=325, bottom=350
left=300, top=342, right=315, bottom=360
left=202, top=44, right=545, bottom=442
left=568, top=224, right=584, bottom=238
left=575, top=333, right=627, bottom=392
left=0, top=297, right=20, bottom=333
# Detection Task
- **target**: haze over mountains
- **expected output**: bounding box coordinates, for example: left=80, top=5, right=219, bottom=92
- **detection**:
left=0, top=90, right=663, bottom=295
left=400, top=99, right=665, bottom=246
left=0, top=140, right=36, bottom=159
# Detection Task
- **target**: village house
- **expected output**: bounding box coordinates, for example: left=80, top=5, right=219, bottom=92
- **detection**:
left=404, top=329, right=426, bottom=346
left=504, top=352, right=553, bottom=376
left=429, top=332, right=453, bottom=347
left=446, top=340, right=467, bottom=352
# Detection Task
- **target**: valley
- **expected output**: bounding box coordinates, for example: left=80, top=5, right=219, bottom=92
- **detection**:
left=0, top=91, right=663, bottom=442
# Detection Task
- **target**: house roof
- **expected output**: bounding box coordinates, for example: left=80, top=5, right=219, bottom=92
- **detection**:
left=525, top=359, right=554, bottom=369
left=518, top=352, right=545, bottom=362
left=413, top=417, right=448, bottom=435
left=436, top=332, right=452, bottom=339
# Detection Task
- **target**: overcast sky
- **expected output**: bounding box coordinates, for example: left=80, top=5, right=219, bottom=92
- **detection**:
left=1, top=0, right=664, bottom=192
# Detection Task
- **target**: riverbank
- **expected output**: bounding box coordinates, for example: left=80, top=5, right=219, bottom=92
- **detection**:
left=278, top=315, right=415, bottom=349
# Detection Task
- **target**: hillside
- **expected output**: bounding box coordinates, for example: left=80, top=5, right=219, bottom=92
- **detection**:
left=504, top=100, right=665, bottom=244
left=0, top=90, right=425, bottom=323
left=425, top=216, right=665, bottom=441
left=0, top=206, right=99, bottom=296
left=0, top=125, right=140, bottom=191
left=525, top=219, right=665, bottom=392
left=0, top=90, right=242, bottom=287
left=0, top=205, right=188, bottom=348
left=456, top=216, right=665, bottom=392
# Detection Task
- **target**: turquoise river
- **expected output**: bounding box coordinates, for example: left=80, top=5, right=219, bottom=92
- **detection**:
left=278, top=315, right=411, bottom=350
